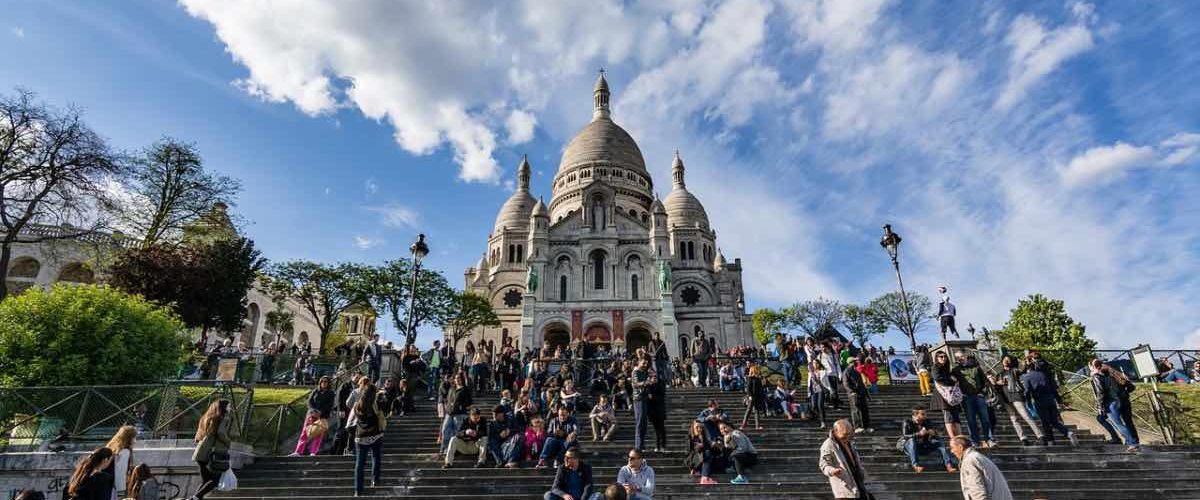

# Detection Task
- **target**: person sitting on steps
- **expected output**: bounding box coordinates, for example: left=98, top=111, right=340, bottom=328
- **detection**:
left=538, top=406, right=580, bottom=469
left=442, top=407, right=487, bottom=469
left=589, top=394, right=618, bottom=442
left=544, top=448, right=595, bottom=500
left=899, top=408, right=957, bottom=473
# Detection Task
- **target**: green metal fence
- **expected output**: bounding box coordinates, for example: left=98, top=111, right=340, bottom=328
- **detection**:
left=0, top=382, right=253, bottom=451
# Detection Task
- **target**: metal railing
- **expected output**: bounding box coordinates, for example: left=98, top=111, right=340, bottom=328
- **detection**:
left=248, top=360, right=369, bottom=454
left=967, top=347, right=1197, bottom=445
left=0, top=382, right=253, bottom=451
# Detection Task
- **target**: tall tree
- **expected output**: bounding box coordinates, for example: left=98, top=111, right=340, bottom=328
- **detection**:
left=839, top=304, right=888, bottom=347
left=996, top=294, right=1096, bottom=371
left=751, top=308, right=787, bottom=346
left=868, top=291, right=933, bottom=347
left=105, top=137, right=240, bottom=247
left=442, top=292, right=500, bottom=351
left=0, top=89, right=122, bottom=300
left=784, top=297, right=845, bottom=338
left=109, top=236, right=264, bottom=338
left=361, top=259, right=456, bottom=345
left=265, top=261, right=367, bottom=353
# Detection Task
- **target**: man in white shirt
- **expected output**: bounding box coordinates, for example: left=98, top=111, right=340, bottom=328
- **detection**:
left=616, top=448, right=655, bottom=500
left=937, top=286, right=959, bottom=339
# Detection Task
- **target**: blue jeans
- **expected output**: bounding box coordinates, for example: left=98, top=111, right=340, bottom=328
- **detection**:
left=633, top=400, right=648, bottom=450
left=869, top=382, right=878, bottom=394
left=1162, top=370, right=1189, bottom=383
left=1098, top=400, right=1139, bottom=446
left=441, top=414, right=463, bottom=453
left=427, top=368, right=440, bottom=397
left=963, top=395, right=993, bottom=444
left=354, top=439, right=382, bottom=493
left=904, top=437, right=954, bottom=466
left=540, top=436, right=573, bottom=462
left=487, top=434, right=524, bottom=465
left=781, top=362, right=793, bottom=385
left=809, top=389, right=826, bottom=425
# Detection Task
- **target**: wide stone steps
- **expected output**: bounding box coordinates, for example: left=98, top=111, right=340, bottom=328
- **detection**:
left=213, top=385, right=1200, bottom=499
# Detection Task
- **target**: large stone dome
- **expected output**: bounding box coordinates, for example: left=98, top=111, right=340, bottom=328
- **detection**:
left=557, top=117, right=648, bottom=174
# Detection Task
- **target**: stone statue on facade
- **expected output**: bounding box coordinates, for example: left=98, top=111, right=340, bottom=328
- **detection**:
left=657, top=260, right=671, bottom=291
left=526, top=265, right=538, bottom=293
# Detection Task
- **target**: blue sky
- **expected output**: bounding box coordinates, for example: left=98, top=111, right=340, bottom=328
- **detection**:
left=3, top=0, right=1197, bottom=349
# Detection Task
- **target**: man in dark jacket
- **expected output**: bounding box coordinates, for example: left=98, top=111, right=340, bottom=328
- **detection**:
left=900, top=408, right=956, bottom=473
left=631, top=359, right=652, bottom=452
left=544, top=448, right=594, bottom=500
left=443, top=407, right=487, bottom=468
left=646, top=372, right=669, bottom=452
left=1020, top=361, right=1076, bottom=446
left=361, top=334, right=383, bottom=382
left=842, top=357, right=873, bottom=433
left=484, top=404, right=524, bottom=468
left=952, top=351, right=993, bottom=447
left=330, top=375, right=360, bottom=455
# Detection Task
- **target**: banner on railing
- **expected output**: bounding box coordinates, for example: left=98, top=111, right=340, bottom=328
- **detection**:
left=887, top=353, right=919, bottom=382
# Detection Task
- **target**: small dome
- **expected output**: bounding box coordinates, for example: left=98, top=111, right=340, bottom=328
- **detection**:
left=558, top=118, right=647, bottom=174
left=664, top=188, right=709, bottom=228
left=531, top=198, right=548, bottom=218
left=476, top=254, right=488, bottom=271
left=651, top=197, right=666, bottom=214
left=664, top=152, right=709, bottom=228
left=494, top=157, right=537, bottom=233
left=494, top=191, right=536, bottom=233
left=714, top=250, right=727, bottom=270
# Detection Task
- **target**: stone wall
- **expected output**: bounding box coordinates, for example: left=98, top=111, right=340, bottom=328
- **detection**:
left=0, top=442, right=254, bottom=500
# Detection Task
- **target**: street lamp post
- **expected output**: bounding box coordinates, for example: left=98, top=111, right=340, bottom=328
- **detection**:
left=404, top=234, right=430, bottom=348
left=880, top=224, right=919, bottom=353
left=736, top=296, right=746, bottom=346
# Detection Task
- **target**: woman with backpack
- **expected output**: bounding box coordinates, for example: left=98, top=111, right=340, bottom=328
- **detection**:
left=351, top=382, right=386, bottom=495
left=188, top=400, right=232, bottom=500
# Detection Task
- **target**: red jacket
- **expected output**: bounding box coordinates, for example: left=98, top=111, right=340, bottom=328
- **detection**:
left=856, top=362, right=879, bottom=383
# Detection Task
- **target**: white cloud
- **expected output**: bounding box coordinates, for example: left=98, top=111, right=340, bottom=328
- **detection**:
left=177, top=1, right=1200, bottom=349
left=1061, top=142, right=1155, bottom=186
left=994, top=12, right=1095, bottom=111
left=1062, top=132, right=1200, bottom=186
left=11, top=27, right=24, bottom=39
left=505, top=108, right=537, bottom=145
left=353, top=235, right=382, bottom=249
left=783, top=0, right=892, bottom=54
left=364, top=178, right=379, bottom=196
left=365, top=203, right=419, bottom=229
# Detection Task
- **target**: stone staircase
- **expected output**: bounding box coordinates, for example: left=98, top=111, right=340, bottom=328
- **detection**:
left=212, top=385, right=1200, bottom=499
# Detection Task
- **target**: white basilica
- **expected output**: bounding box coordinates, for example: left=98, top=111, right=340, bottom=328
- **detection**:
left=462, top=74, right=752, bottom=358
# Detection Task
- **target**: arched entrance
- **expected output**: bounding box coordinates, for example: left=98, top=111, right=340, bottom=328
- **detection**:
left=678, top=334, right=691, bottom=358
left=625, top=325, right=652, bottom=353
left=543, top=324, right=570, bottom=352
left=584, top=323, right=612, bottom=343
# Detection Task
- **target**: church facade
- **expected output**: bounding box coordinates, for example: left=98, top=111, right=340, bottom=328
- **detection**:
left=462, top=74, right=752, bottom=358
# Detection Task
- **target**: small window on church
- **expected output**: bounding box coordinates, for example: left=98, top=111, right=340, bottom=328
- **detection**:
left=629, top=209, right=637, bottom=218
left=679, top=241, right=687, bottom=260
left=559, top=275, right=568, bottom=301
left=631, top=275, right=639, bottom=300
left=687, top=241, right=695, bottom=261
left=517, top=244, right=524, bottom=263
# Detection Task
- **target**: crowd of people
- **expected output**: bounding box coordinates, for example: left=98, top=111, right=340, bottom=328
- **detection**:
left=40, top=321, right=1181, bottom=500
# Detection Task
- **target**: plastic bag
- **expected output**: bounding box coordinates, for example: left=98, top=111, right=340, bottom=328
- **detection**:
left=217, top=468, right=238, bottom=491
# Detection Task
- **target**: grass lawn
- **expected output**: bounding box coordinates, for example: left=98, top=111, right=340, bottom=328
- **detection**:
left=1156, top=383, right=1200, bottom=441
left=254, top=387, right=311, bottom=406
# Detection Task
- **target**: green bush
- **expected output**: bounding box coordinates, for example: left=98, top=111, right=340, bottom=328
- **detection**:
left=0, top=284, right=188, bottom=387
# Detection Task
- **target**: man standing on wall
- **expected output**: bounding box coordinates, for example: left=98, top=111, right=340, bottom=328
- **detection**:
left=936, top=286, right=959, bottom=340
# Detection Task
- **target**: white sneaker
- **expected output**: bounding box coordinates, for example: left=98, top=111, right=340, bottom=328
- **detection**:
left=854, top=427, right=865, bottom=434
left=1068, top=432, right=1079, bottom=446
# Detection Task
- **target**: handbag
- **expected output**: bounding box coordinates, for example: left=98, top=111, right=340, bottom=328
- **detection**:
left=936, top=383, right=964, bottom=407
left=207, top=450, right=231, bottom=473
